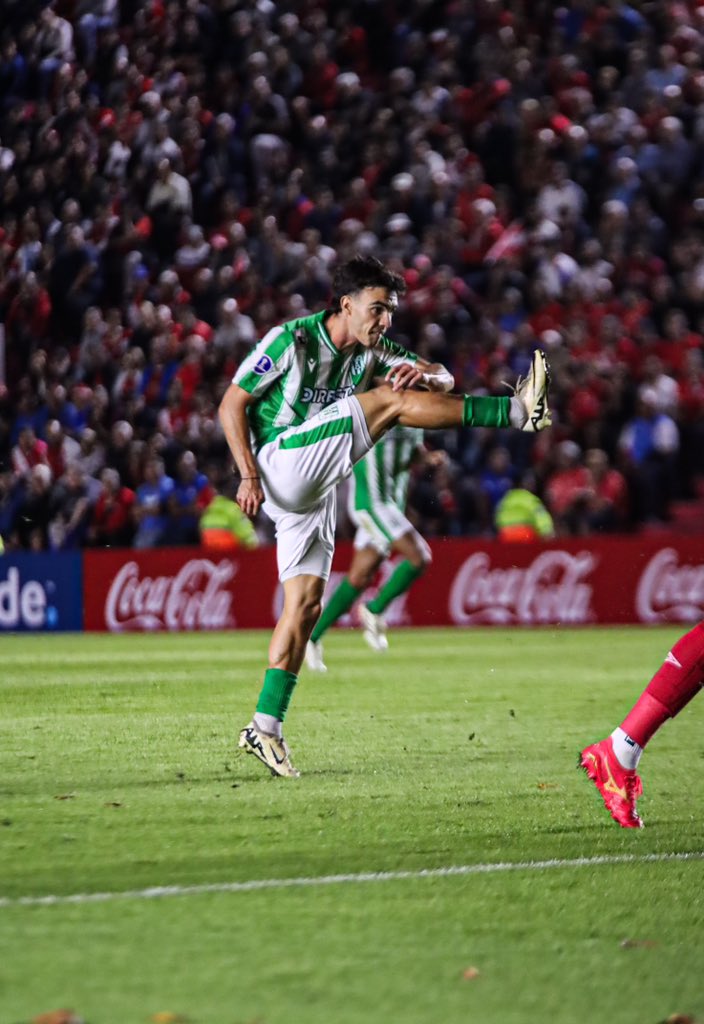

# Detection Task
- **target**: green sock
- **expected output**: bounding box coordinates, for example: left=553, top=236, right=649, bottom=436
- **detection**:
left=256, top=668, right=298, bottom=721
left=367, top=560, right=424, bottom=615
left=463, top=395, right=510, bottom=428
left=310, top=577, right=362, bottom=642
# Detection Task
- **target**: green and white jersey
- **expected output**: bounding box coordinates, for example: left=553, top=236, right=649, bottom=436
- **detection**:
left=351, top=425, right=424, bottom=514
left=234, top=310, right=417, bottom=450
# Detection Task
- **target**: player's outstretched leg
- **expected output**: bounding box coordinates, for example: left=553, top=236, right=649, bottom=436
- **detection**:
left=356, top=349, right=552, bottom=439
left=579, top=623, right=704, bottom=827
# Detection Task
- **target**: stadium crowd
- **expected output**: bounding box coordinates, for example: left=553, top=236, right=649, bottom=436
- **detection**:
left=2, top=0, right=704, bottom=552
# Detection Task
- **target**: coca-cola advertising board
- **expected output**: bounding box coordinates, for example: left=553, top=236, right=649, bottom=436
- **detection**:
left=82, top=535, right=704, bottom=633
left=83, top=547, right=280, bottom=632
left=405, top=536, right=704, bottom=627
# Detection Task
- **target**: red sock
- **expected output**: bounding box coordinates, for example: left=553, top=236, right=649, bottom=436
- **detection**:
left=621, top=624, right=704, bottom=747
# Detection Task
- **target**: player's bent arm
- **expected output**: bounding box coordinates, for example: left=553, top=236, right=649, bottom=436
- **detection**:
left=218, top=383, right=264, bottom=516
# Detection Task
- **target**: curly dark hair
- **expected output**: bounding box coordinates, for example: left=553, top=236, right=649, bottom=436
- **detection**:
left=329, top=255, right=406, bottom=312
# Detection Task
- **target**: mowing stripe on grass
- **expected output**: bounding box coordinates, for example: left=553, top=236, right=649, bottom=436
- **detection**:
left=2, top=851, right=703, bottom=909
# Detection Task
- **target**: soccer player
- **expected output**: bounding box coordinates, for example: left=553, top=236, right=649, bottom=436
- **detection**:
left=305, top=425, right=431, bottom=672
left=218, top=255, right=551, bottom=778
left=580, top=623, right=704, bottom=827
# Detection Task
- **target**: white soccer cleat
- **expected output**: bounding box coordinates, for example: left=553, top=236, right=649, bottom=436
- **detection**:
left=359, top=604, right=389, bottom=652
left=515, top=349, right=552, bottom=432
left=238, top=721, right=300, bottom=778
left=305, top=639, right=328, bottom=673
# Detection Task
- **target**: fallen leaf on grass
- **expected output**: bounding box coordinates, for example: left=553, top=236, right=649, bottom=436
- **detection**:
left=150, top=1013, right=191, bottom=1023
left=104, top=801, right=122, bottom=808
left=54, top=794, right=75, bottom=801
left=620, top=937, right=658, bottom=949
left=536, top=782, right=558, bottom=790
left=461, top=966, right=481, bottom=980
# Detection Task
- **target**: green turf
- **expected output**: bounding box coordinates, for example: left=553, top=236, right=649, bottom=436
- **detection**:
left=1, top=627, right=703, bottom=1023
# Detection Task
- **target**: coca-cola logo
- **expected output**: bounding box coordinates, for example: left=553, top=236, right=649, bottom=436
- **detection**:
left=105, top=559, right=236, bottom=631
left=636, top=548, right=704, bottom=622
left=449, top=550, right=596, bottom=625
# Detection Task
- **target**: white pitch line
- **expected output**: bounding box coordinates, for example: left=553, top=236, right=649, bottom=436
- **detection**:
left=1, top=851, right=703, bottom=910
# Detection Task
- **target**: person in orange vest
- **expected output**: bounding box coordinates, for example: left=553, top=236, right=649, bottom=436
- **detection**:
left=199, top=478, right=259, bottom=552
left=494, top=472, right=554, bottom=542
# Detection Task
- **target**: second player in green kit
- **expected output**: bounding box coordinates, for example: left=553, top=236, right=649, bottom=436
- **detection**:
left=306, top=425, right=430, bottom=671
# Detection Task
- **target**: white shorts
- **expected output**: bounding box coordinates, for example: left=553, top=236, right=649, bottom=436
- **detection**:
left=352, top=510, right=431, bottom=561
left=352, top=504, right=415, bottom=556
left=257, top=396, right=373, bottom=581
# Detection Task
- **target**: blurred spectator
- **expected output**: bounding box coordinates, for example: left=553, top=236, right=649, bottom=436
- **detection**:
left=11, top=427, right=49, bottom=482
left=199, top=478, right=259, bottom=552
left=5, top=273, right=51, bottom=385
left=618, top=387, right=680, bottom=523
left=34, top=4, right=75, bottom=97
left=45, top=419, right=80, bottom=481
left=477, top=446, right=515, bottom=532
left=48, top=462, right=95, bottom=549
left=544, top=440, right=593, bottom=536
left=164, top=449, right=213, bottom=545
left=495, top=473, right=555, bottom=542
left=146, top=159, right=193, bottom=264
left=49, top=226, right=102, bottom=341
left=132, top=455, right=174, bottom=549
left=407, top=449, right=461, bottom=537
left=8, top=463, right=54, bottom=551
left=212, top=297, right=256, bottom=359
left=87, top=467, right=135, bottom=547
left=582, top=448, right=630, bottom=533
left=75, top=427, right=106, bottom=479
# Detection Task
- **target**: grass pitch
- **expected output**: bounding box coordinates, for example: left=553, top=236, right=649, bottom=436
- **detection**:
left=1, top=626, right=703, bottom=1024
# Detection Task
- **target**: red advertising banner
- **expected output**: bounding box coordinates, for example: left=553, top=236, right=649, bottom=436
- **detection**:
left=83, top=547, right=280, bottom=632
left=83, top=534, right=704, bottom=633
left=402, top=535, right=704, bottom=628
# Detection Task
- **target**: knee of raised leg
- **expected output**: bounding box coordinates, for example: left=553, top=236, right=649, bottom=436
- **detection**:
left=374, top=382, right=405, bottom=418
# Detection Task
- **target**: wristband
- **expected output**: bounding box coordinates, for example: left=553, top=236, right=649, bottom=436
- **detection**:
left=239, top=475, right=260, bottom=480
left=422, top=369, right=454, bottom=393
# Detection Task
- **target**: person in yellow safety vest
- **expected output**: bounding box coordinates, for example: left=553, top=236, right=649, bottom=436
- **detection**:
left=494, top=473, right=555, bottom=542
left=199, top=481, right=259, bottom=552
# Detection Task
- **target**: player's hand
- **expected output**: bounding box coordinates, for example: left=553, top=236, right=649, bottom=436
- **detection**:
left=385, top=362, right=424, bottom=391
left=237, top=477, right=265, bottom=518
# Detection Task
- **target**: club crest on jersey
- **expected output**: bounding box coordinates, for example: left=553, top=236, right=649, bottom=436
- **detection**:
left=253, top=354, right=273, bottom=375
left=351, top=354, right=366, bottom=377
